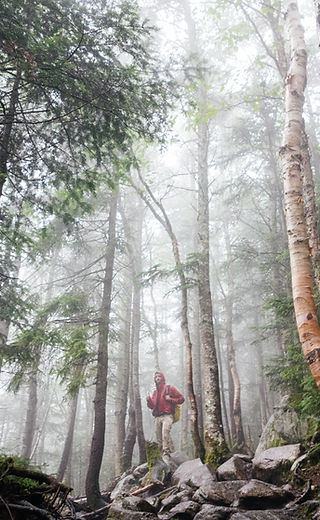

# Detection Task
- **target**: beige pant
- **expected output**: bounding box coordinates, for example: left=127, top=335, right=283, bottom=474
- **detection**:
left=155, top=414, right=174, bottom=455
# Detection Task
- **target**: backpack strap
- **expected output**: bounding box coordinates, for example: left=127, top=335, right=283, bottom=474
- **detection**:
left=165, top=385, right=170, bottom=395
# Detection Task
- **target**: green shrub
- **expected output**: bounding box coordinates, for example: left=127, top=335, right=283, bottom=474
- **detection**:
left=265, top=343, right=320, bottom=417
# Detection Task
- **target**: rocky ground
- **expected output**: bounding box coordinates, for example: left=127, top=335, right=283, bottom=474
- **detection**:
left=96, top=444, right=320, bottom=520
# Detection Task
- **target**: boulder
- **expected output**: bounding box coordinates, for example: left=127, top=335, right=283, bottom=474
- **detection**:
left=255, top=396, right=310, bottom=457
left=217, top=455, right=252, bottom=481
left=237, top=479, right=294, bottom=509
left=158, top=499, right=200, bottom=519
left=170, top=450, right=189, bottom=467
left=132, top=463, right=149, bottom=479
left=193, top=480, right=248, bottom=506
left=151, top=458, right=170, bottom=483
left=159, top=487, right=193, bottom=512
left=172, top=458, right=217, bottom=490
left=108, top=503, right=158, bottom=519
left=194, top=504, right=235, bottom=519
left=110, top=474, right=137, bottom=500
left=121, top=495, right=157, bottom=512
left=229, top=508, right=312, bottom=519
left=252, top=444, right=301, bottom=484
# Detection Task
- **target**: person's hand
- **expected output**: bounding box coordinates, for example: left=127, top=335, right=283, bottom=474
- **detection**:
left=164, top=395, right=171, bottom=401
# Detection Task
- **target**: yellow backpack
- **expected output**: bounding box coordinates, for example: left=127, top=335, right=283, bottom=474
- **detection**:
left=166, top=385, right=180, bottom=423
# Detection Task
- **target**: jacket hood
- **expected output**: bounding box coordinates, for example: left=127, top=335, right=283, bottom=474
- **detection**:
left=154, top=371, right=166, bottom=385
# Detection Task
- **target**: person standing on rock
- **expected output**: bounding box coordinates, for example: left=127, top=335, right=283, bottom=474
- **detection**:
left=146, top=371, right=184, bottom=463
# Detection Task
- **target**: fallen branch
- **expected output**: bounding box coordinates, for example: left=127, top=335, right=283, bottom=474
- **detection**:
left=285, top=480, right=312, bottom=508
left=80, top=503, right=111, bottom=518
left=130, top=481, right=165, bottom=496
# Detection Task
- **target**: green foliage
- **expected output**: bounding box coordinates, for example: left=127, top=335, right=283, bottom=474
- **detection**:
left=2, top=290, right=92, bottom=394
left=264, top=294, right=294, bottom=319
left=265, top=344, right=320, bottom=417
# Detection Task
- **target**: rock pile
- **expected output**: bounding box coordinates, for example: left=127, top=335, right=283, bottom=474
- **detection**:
left=102, top=446, right=320, bottom=520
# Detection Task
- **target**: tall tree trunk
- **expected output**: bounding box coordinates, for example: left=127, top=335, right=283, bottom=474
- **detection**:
left=57, top=392, right=79, bottom=482
left=21, top=368, right=38, bottom=459
left=197, top=93, right=226, bottom=462
left=150, top=284, right=160, bottom=371
left=85, top=189, right=118, bottom=509
left=131, top=198, right=146, bottom=464
left=114, top=273, right=132, bottom=476
left=180, top=0, right=226, bottom=462
left=280, top=0, right=320, bottom=390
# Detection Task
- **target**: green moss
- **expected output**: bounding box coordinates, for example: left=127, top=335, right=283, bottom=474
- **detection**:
left=145, top=441, right=161, bottom=472
left=267, top=432, right=288, bottom=448
left=204, top=438, right=229, bottom=469
left=144, top=441, right=161, bottom=483
left=0, top=455, right=46, bottom=499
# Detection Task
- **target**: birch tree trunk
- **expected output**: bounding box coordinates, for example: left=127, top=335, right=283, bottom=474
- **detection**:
left=85, top=189, right=118, bottom=509
left=280, top=0, right=320, bottom=390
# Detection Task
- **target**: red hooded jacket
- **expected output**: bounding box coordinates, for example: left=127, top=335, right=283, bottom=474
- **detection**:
left=147, top=371, right=184, bottom=416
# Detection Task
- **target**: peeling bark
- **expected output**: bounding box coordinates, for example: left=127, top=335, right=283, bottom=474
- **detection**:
left=280, top=1, right=320, bottom=390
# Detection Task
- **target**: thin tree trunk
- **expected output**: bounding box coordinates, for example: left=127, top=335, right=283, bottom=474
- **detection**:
left=134, top=170, right=205, bottom=459
left=301, top=125, right=320, bottom=291
left=214, top=324, right=231, bottom=447
left=179, top=334, right=189, bottom=451
left=21, top=369, right=38, bottom=459
left=131, top=199, right=146, bottom=464
left=121, top=394, right=136, bottom=472
left=150, top=284, right=160, bottom=371
left=121, top=193, right=146, bottom=464
left=253, top=312, right=268, bottom=429
left=180, top=0, right=226, bottom=462
left=280, top=0, right=320, bottom=390
left=224, top=227, right=245, bottom=446
left=85, top=189, right=118, bottom=509
left=114, top=275, right=132, bottom=476
left=191, top=288, right=204, bottom=443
